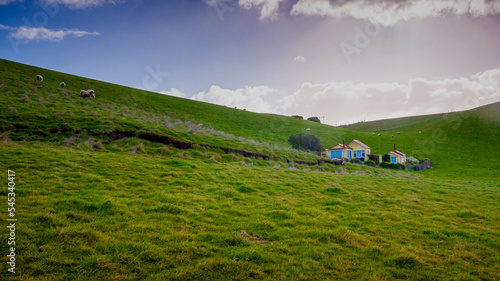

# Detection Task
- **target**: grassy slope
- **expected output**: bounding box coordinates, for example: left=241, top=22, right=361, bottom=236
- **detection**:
left=1, top=143, right=499, bottom=281
left=0, top=59, right=348, bottom=147
left=0, top=59, right=499, bottom=280
left=344, top=103, right=500, bottom=181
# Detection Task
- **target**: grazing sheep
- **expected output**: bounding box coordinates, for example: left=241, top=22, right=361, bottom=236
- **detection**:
left=60, top=82, right=66, bottom=88
left=80, top=89, right=95, bottom=98
left=372, top=133, right=375, bottom=136
left=397, top=131, right=400, bottom=134
left=391, top=135, right=394, bottom=138
left=418, top=131, right=421, bottom=134
left=36, top=75, right=43, bottom=82
left=378, top=133, right=381, bottom=136
left=306, top=128, right=310, bottom=131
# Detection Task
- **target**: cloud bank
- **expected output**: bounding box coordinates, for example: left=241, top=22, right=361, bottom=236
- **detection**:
left=239, top=0, right=287, bottom=20
left=277, top=68, right=500, bottom=124
left=192, top=85, right=277, bottom=112
left=159, top=88, right=185, bottom=98
left=209, top=0, right=500, bottom=24
left=291, top=0, right=500, bottom=25
left=41, top=0, right=123, bottom=9
left=166, top=68, right=500, bottom=125
left=0, top=0, right=23, bottom=5
left=9, top=26, right=100, bottom=42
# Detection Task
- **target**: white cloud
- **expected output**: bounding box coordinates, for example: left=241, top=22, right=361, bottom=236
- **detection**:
left=276, top=68, right=500, bottom=125
left=41, top=0, right=123, bottom=9
left=159, top=88, right=185, bottom=98
left=238, top=0, right=287, bottom=20
left=0, top=24, right=13, bottom=30
left=228, top=0, right=500, bottom=24
left=293, top=55, right=306, bottom=62
left=10, top=26, right=100, bottom=42
left=191, top=85, right=277, bottom=112
left=0, top=0, right=23, bottom=5
left=290, top=0, right=500, bottom=26
left=155, top=69, right=500, bottom=125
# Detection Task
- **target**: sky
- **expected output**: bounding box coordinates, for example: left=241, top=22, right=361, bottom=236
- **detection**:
left=1, top=0, right=499, bottom=125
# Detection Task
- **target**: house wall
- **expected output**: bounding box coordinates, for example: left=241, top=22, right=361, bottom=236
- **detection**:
left=348, top=142, right=368, bottom=159
left=393, top=156, right=406, bottom=164
left=344, top=149, right=352, bottom=160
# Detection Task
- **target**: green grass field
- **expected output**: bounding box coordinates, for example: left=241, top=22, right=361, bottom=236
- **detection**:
left=0, top=59, right=499, bottom=280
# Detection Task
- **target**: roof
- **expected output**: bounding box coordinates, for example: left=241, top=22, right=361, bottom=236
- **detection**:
left=389, top=151, right=406, bottom=157
left=326, top=144, right=353, bottom=150
left=348, top=139, right=370, bottom=149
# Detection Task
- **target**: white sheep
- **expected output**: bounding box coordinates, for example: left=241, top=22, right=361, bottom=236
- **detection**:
left=36, top=75, right=43, bottom=82
left=378, top=133, right=381, bottom=136
left=397, top=131, right=400, bottom=134
left=391, top=135, right=394, bottom=138
left=80, top=89, right=95, bottom=98
left=419, top=131, right=421, bottom=134
left=372, top=133, right=375, bottom=136
left=306, top=128, right=310, bottom=131
left=60, top=82, right=66, bottom=88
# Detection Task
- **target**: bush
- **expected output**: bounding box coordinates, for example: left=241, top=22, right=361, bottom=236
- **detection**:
left=291, top=115, right=303, bottom=119
left=364, top=160, right=376, bottom=167
left=382, top=154, right=390, bottom=163
left=350, top=158, right=362, bottom=164
left=380, top=162, right=406, bottom=170
left=395, top=163, right=406, bottom=170
left=307, top=117, right=321, bottom=123
left=288, top=133, right=323, bottom=152
left=380, top=162, right=391, bottom=169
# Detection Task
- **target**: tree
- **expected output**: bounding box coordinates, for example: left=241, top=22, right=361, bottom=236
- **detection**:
left=307, top=117, right=321, bottom=123
left=288, top=133, right=324, bottom=152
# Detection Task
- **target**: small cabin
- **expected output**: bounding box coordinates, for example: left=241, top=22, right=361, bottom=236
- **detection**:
left=387, top=143, right=406, bottom=164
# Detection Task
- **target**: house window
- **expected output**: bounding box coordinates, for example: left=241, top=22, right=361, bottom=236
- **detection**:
left=353, top=150, right=366, bottom=158
left=391, top=157, right=397, bottom=163
left=330, top=150, right=343, bottom=159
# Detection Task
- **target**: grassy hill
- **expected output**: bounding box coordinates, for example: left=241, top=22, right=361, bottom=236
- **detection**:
left=344, top=103, right=500, bottom=180
left=0, top=59, right=499, bottom=280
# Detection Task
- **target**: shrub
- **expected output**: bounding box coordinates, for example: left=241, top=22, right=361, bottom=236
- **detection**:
left=395, top=163, right=406, bottom=170
left=288, top=133, right=324, bottom=152
left=364, top=160, right=376, bottom=167
left=368, top=155, right=380, bottom=163
left=379, top=162, right=406, bottom=170
left=380, top=162, right=391, bottom=169
left=307, top=116, right=321, bottom=123
left=350, top=158, right=362, bottom=164
left=382, top=154, right=390, bottom=163
left=291, top=115, right=303, bottom=119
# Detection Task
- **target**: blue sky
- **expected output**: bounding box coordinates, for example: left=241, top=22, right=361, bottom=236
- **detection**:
left=1, top=0, right=500, bottom=125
